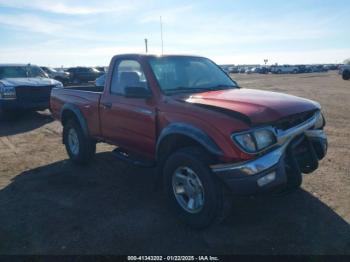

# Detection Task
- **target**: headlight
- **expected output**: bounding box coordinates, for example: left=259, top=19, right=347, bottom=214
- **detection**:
left=0, top=84, right=16, bottom=100
left=314, top=112, right=325, bottom=129
left=234, top=133, right=256, bottom=153
left=233, top=128, right=276, bottom=153
left=254, top=129, right=276, bottom=150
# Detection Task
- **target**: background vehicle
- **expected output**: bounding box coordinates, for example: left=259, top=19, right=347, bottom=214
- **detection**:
left=310, top=65, right=328, bottom=73
left=258, top=67, right=269, bottom=74
left=41, top=66, right=70, bottom=85
left=95, top=73, right=106, bottom=87
left=271, top=65, right=299, bottom=74
left=246, top=67, right=258, bottom=74
left=0, top=64, right=62, bottom=117
left=295, top=65, right=309, bottom=73
left=50, top=54, right=327, bottom=228
left=228, top=66, right=239, bottom=73
left=96, top=66, right=108, bottom=73
left=67, top=67, right=104, bottom=84
left=339, top=65, right=350, bottom=80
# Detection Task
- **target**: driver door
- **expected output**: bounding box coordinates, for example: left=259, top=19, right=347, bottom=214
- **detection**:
left=99, top=58, right=157, bottom=159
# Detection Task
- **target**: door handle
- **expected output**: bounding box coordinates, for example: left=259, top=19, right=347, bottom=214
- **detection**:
left=102, top=102, right=112, bottom=109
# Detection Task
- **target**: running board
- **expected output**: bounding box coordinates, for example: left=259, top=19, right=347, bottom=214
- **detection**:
left=112, top=148, right=155, bottom=168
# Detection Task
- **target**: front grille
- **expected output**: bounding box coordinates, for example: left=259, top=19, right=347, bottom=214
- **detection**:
left=15, top=85, right=54, bottom=103
left=275, top=110, right=315, bottom=131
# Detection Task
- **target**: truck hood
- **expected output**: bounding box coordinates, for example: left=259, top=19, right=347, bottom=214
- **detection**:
left=182, top=88, right=320, bottom=125
left=0, top=77, right=61, bottom=87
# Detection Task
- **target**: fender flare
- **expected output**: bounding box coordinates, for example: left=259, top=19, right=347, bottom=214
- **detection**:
left=60, top=103, right=89, bottom=138
left=156, top=122, right=223, bottom=158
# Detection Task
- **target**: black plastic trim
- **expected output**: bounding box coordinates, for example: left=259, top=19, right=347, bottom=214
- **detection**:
left=60, top=103, right=89, bottom=138
left=156, top=122, right=223, bottom=158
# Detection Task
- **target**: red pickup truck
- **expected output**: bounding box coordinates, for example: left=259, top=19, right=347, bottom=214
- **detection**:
left=50, top=54, right=327, bottom=228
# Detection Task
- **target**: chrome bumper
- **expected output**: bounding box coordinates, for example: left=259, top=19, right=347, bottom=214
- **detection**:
left=211, top=114, right=327, bottom=194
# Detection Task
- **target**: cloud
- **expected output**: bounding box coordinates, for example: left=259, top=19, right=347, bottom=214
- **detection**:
left=139, top=4, right=194, bottom=24
left=0, top=0, right=137, bottom=15
left=0, top=14, right=63, bottom=34
left=0, top=44, right=150, bottom=66
left=0, top=0, right=348, bottom=65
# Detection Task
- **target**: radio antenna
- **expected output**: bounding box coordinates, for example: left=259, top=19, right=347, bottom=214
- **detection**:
left=160, top=16, right=164, bottom=55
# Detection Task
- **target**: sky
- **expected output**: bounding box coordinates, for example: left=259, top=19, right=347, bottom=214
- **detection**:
left=0, top=0, right=349, bottom=66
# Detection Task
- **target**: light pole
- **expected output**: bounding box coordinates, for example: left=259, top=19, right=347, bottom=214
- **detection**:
left=144, top=38, right=148, bottom=53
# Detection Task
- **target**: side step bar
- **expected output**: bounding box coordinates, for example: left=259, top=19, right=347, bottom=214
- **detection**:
left=112, top=148, right=155, bottom=168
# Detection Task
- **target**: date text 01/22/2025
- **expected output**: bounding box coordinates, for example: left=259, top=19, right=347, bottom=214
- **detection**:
left=127, top=256, right=219, bottom=261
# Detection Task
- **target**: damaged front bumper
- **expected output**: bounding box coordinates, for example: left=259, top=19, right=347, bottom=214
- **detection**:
left=211, top=114, right=328, bottom=195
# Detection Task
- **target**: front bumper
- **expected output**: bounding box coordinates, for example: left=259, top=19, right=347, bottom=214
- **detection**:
left=211, top=116, right=327, bottom=195
left=0, top=99, right=49, bottom=110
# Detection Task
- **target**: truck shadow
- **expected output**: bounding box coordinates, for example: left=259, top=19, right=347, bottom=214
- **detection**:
left=0, top=152, right=349, bottom=254
left=0, top=111, right=53, bottom=137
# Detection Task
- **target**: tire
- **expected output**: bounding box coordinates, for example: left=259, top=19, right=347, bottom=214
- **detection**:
left=63, top=119, right=96, bottom=165
left=277, top=70, right=282, bottom=74
left=163, top=147, right=230, bottom=228
left=343, top=70, right=350, bottom=80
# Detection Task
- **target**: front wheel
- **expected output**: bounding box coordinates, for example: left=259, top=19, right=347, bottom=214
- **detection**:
left=63, top=120, right=96, bottom=164
left=163, top=147, right=230, bottom=228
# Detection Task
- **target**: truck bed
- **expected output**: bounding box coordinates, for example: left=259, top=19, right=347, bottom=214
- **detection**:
left=50, top=86, right=103, bottom=137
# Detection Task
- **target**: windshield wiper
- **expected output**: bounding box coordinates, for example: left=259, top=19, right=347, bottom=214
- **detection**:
left=165, top=86, right=212, bottom=94
left=164, top=84, right=239, bottom=95
left=208, top=84, right=238, bottom=90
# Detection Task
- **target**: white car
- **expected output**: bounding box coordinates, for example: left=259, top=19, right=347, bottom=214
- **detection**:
left=41, top=66, right=70, bottom=85
left=0, top=64, right=63, bottom=117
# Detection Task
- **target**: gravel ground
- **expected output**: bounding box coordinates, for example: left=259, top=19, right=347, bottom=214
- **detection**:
left=0, top=71, right=349, bottom=254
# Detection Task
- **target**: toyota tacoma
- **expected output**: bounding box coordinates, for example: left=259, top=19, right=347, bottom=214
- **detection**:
left=50, top=54, right=327, bottom=228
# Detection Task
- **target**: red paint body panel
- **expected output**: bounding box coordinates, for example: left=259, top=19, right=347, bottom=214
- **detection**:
left=186, top=89, right=320, bottom=125
left=50, top=54, right=320, bottom=164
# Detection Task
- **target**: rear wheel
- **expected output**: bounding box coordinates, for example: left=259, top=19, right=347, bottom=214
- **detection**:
left=163, top=147, right=230, bottom=228
left=63, top=120, right=96, bottom=164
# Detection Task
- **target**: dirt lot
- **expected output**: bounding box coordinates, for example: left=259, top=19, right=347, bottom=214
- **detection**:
left=0, top=71, right=349, bottom=255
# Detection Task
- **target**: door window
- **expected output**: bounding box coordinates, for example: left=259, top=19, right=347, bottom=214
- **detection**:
left=110, top=60, right=148, bottom=95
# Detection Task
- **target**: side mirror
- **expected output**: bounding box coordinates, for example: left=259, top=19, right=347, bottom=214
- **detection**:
left=124, top=86, right=151, bottom=98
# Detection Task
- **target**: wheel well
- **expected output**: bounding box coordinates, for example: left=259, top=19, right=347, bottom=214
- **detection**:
left=61, top=109, right=79, bottom=127
left=154, top=134, right=219, bottom=190
left=157, top=134, right=220, bottom=169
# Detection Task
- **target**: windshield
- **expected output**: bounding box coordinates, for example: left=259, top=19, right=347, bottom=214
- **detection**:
left=148, top=56, right=238, bottom=94
left=0, top=65, right=47, bottom=79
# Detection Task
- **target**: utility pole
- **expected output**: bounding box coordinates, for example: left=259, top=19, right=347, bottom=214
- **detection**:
left=160, top=16, right=164, bottom=55
left=144, top=38, right=148, bottom=53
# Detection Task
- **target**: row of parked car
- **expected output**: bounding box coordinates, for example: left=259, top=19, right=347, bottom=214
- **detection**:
left=221, top=64, right=341, bottom=75
left=41, top=66, right=107, bottom=85
left=0, top=63, right=107, bottom=118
